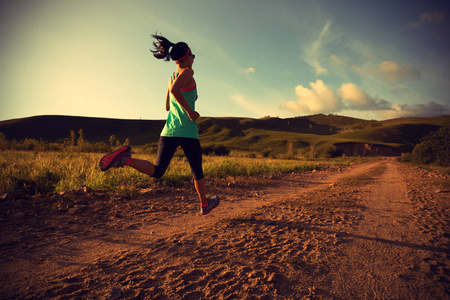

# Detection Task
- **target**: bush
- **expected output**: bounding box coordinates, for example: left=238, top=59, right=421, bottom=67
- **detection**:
left=261, top=149, right=272, bottom=158
left=213, top=145, right=230, bottom=156
left=411, top=125, right=449, bottom=166
left=202, top=145, right=230, bottom=156
left=319, top=145, right=342, bottom=159
left=399, top=153, right=411, bottom=163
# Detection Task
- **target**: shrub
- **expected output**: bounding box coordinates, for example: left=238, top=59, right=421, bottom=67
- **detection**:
left=411, top=125, right=449, bottom=166
left=319, top=145, right=342, bottom=159
left=261, top=149, right=272, bottom=158
left=213, top=145, right=230, bottom=156
left=202, top=145, right=230, bottom=156
left=399, top=153, right=411, bottom=163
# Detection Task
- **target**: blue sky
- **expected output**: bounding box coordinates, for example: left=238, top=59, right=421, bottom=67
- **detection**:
left=1, top=0, right=449, bottom=121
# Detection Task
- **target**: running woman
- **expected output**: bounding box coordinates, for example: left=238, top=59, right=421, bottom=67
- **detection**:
left=99, top=33, right=219, bottom=215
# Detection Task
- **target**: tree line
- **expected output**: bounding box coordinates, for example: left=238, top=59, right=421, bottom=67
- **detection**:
left=0, top=129, right=129, bottom=153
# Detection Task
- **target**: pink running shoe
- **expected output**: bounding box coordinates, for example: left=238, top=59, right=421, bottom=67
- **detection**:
left=99, top=146, right=131, bottom=171
left=201, top=196, right=220, bottom=215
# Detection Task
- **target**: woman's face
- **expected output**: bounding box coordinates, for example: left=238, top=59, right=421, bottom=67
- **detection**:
left=187, top=51, right=195, bottom=67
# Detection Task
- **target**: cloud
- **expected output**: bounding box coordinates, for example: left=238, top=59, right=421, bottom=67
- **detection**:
left=353, top=60, right=420, bottom=84
left=309, top=20, right=331, bottom=55
left=329, top=54, right=344, bottom=66
left=303, top=20, right=332, bottom=77
left=281, top=80, right=341, bottom=114
left=405, top=11, right=449, bottom=42
left=380, top=101, right=450, bottom=119
left=338, top=83, right=390, bottom=110
left=244, top=67, right=255, bottom=74
left=377, top=61, right=420, bottom=82
left=282, top=80, right=449, bottom=119
left=282, top=80, right=391, bottom=115
left=313, top=60, right=328, bottom=75
left=406, top=12, right=447, bottom=29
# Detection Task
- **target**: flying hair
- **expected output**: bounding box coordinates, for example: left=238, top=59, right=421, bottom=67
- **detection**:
left=150, top=32, right=189, bottom=62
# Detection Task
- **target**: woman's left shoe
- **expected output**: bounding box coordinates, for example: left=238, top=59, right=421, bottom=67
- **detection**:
left=201, top=196, right=220, bottom=215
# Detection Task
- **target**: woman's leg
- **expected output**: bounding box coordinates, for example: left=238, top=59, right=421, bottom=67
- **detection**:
left=180, top=138, right=207, bottom=206
left=194, top=178, right=207, bottom=207
left=126, top=159, right=155, bottom=176
left=127, top=137, right=177, bottom=178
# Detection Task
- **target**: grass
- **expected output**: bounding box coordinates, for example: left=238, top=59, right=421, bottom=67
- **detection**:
left=1, top=150, right=348, bottom=195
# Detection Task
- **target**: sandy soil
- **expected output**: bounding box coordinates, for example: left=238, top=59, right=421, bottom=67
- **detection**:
left=0, top=158, right=448, bottom=299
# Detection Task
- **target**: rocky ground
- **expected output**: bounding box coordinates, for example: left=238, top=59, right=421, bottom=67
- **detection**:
left=0, top=159, right=448, bottom=299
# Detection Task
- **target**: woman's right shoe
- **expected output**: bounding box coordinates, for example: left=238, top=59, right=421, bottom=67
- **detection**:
left=99, top=146, right=131, bottom=171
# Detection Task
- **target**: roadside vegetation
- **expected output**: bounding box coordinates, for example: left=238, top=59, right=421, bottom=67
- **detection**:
left=398, top=122, right=450, bottom=172
left=0, top=148, right=370, bottom=196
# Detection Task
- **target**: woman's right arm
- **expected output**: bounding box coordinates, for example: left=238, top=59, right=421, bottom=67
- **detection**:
left=170, top=69, right=199, bottom=121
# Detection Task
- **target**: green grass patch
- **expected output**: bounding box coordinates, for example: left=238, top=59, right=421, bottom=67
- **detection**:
left=0, top=150, right=328, bottom=195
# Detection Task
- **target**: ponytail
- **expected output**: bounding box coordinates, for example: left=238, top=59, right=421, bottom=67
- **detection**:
left=151, top=33, right=174, bottom=61
left=150, top=32, right=190, bottom=62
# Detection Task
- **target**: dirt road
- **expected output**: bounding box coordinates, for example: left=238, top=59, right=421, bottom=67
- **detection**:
left=0, top=159, right=448, bottom=299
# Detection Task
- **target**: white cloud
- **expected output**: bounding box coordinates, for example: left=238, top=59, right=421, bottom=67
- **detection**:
left=329, top=54, right=344, bottom=65
left=309, top=20, right=331, bottom=56
left=338, top=83, right=390, bottom=110
left=353, top=60, right=420, bottom=84
left=282, top=80, right=341, bottom=114
left=313, top=60, right=328, bottom=75
left=282, top=79, right=450, bottom=119
left=282, top=80, right=393, bottom=115
left=377, top=61, right=420, bottom=83
left=302, top=20, right=332, bottom=77
left=244, top=67, right=255, bottom=74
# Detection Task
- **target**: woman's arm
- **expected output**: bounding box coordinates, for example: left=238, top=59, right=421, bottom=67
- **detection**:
left=170, top=69, right=199, bottom=121
left=165, top=79, right=171, bottom=111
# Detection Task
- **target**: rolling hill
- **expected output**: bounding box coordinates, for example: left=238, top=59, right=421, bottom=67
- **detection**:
left=0, top=114, right=448, bottom=156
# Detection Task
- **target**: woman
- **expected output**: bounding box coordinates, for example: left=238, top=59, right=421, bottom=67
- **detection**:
left=99, top=33, right=219, bottom=215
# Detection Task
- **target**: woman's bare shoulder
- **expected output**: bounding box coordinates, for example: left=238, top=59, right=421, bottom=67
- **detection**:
left=179, top=68, right=194, bottom=77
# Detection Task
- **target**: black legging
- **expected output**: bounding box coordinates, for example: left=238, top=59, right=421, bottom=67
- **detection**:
left=152, top=136, right=204, bottom=180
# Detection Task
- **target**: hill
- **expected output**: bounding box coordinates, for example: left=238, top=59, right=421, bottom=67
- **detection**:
left=0, top=114, right=448, bottom=156
left=0, top=115, right=165, bottom=146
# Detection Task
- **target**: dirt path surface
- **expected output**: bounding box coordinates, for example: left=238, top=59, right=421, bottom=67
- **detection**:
left=1, top=159, right=448, bottom=299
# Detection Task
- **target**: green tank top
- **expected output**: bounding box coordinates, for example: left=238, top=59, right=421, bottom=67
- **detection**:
left=161, top=71, right=199, bottom=139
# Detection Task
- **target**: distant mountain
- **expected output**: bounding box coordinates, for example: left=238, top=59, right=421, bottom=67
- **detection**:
left=0, top=114, right=448, bottom=155
left=0, top=115, right=165, bottom=145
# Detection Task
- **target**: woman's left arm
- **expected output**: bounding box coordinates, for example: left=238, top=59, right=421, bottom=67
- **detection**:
left=165, top=78, right=171, bottom=111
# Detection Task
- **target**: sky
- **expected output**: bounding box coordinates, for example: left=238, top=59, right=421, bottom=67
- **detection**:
left=1, top=0, right=449, bottom=121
